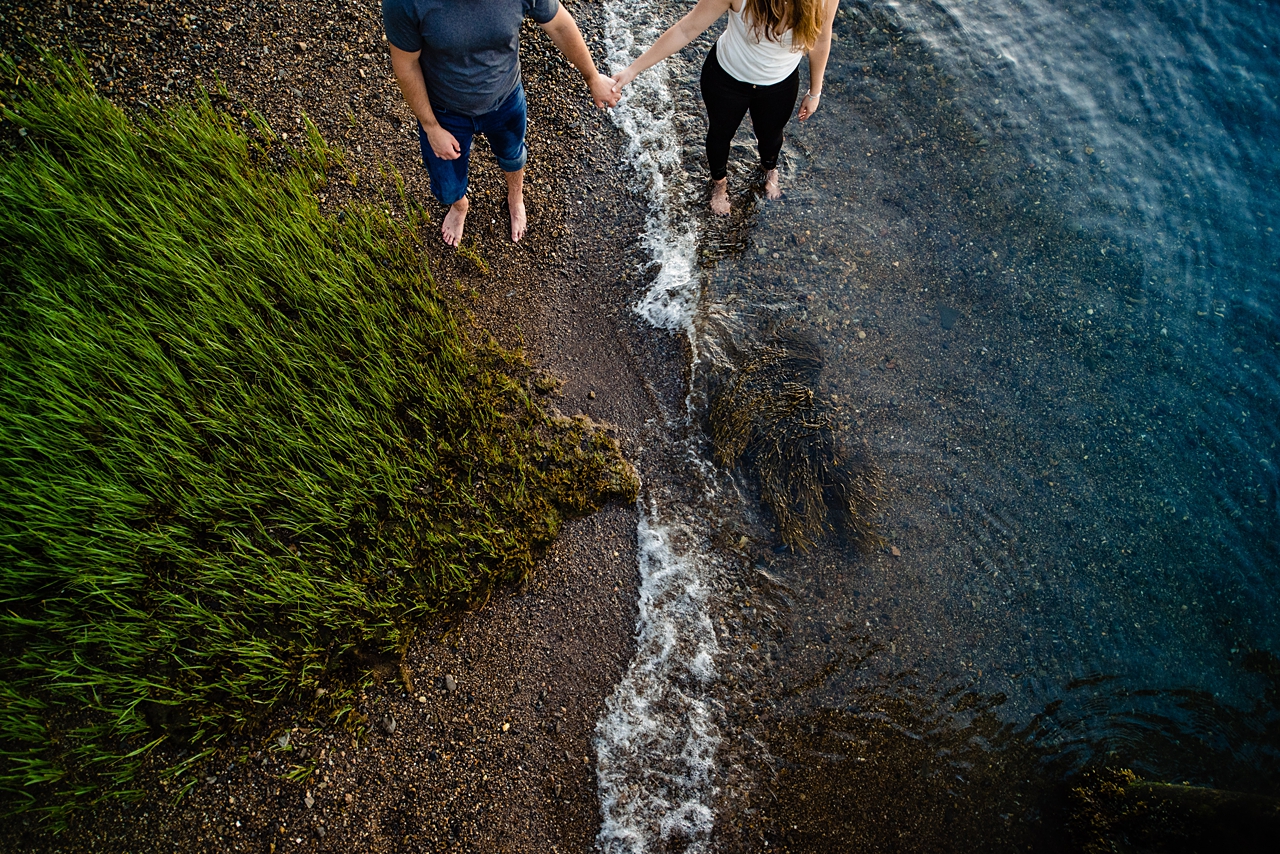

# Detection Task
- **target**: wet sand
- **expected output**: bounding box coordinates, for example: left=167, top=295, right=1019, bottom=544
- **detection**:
left=0, top=1, right=685, bottom=851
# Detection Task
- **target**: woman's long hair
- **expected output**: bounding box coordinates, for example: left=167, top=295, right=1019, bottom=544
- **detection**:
left=741, top=0, right=826, bottom=52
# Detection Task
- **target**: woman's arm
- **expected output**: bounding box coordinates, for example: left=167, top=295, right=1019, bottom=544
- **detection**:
left=611, top=0, right=734, bottom=90
left=798, top=0, right=840, bottom=120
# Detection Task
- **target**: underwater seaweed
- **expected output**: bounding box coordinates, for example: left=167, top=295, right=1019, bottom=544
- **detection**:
left=709, top=323, right=880, bottom=551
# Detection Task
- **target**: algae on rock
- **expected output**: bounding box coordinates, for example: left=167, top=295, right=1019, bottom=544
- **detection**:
left=709, top=323, right=880, bottom=552
left=1068, top=767, right=1280, bottom=853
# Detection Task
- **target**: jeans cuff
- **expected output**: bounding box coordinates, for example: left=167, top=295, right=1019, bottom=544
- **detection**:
left=436, top=185, right=468, bottom=206
left=495, top=146, right=527, bottom=174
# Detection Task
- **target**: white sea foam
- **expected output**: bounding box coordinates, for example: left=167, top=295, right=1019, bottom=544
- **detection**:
left=595, top=503, right=722, bottom=853
left=595, top=4, right=727, bottom=851
left=603, top=3, right=701, bottom=339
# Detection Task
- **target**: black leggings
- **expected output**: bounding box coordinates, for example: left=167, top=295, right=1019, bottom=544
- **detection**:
left=700, top=43, right=801, bottom=181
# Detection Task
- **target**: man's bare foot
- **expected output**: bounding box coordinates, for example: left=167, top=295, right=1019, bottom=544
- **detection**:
left=508, top=191, right=527, bottom=242
left=764, top=168, right=782, bottom=200
left=503, top=168, right=527, bottom=242
left=710, top=178, right=731, bottom=215
left=442, top=197, right=468, bottom=246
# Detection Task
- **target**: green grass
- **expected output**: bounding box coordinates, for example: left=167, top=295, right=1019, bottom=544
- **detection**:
left=0, top=55, right=636, bottom=820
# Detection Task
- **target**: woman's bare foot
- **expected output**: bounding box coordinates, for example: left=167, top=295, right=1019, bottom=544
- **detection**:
left=710, top=178, right=731, bottom=215
left=442, top=197, right=469, bottom=246
left=764, top=168, right=782, bottom=200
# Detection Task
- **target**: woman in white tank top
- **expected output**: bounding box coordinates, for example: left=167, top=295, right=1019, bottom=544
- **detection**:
left=610, top=0, right=839, bottom=214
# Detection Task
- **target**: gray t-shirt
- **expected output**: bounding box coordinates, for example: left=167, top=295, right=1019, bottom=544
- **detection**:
left=383, top=0, right=560, bottom=117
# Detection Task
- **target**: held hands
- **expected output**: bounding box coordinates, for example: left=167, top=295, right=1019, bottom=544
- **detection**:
left=608, top=65, right=638, bottom=96
left=424, top=124, right=462, bottom=160
left=589, top=71, right=621, bottom=109
left=798, top=90, right=822, bottom=121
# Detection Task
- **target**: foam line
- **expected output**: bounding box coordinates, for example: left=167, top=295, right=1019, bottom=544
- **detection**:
left=595, top=502, right=722, bottom=853
left=594, top=8, right=727, bottom=848
left=602, top=3, right=702, bottom=339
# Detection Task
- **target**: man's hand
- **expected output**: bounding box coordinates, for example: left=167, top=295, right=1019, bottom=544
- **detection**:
left=388, top=43, right=458, bottom=153
left=424, top=124, right=462, bottom=160
left=589, top=73, right=620, bottom=109
left=540, top=6, right=616, bottom=110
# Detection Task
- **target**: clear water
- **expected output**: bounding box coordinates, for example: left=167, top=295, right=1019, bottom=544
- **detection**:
left=596, top=0, right=1280, bottom=850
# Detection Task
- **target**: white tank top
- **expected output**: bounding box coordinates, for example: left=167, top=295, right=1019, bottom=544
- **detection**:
left=714, top=4, right=804, bottom=86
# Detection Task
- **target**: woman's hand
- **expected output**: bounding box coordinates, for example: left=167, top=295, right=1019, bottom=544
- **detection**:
left=800, top=0, right=839, bottom=122
left=798, top=90, right=822, bottom=121
left=610, top=66, right=638, bottom=95
left=609, top=0, right=732, bottom=96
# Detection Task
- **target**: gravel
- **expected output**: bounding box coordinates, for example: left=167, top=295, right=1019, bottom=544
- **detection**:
left=0, top=2, right=692, bottom=852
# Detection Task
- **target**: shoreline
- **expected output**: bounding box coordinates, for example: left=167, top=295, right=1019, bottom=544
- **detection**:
left=0, top=1, right=687, bottom=851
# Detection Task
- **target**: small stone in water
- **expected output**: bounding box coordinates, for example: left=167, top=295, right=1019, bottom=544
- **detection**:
left=939, top=304, right=961, bottom=330
left=444, top=674, right=457, bottom=693
left=857, top=330, right=867, bottom=340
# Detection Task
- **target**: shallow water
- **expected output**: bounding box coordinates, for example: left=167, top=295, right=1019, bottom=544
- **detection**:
left=597, top=0, right=1280, bottom=850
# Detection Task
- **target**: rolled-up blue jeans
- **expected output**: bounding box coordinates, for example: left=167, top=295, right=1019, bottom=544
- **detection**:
left=418, top=83, right=528, bottom=206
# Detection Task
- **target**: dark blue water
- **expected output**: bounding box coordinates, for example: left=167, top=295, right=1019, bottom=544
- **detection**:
left=594, top=0, right=1279, bottom=849
left=691, top=0, right=1280, bottom=848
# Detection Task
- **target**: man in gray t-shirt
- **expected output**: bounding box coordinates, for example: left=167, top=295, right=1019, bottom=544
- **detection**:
left=383, top=0, right=616, bottom=245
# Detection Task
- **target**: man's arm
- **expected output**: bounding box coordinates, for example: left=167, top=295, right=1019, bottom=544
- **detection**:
left=388, top=43, right=462, bottom=159
left=539, top=5, right=618, bottom=108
